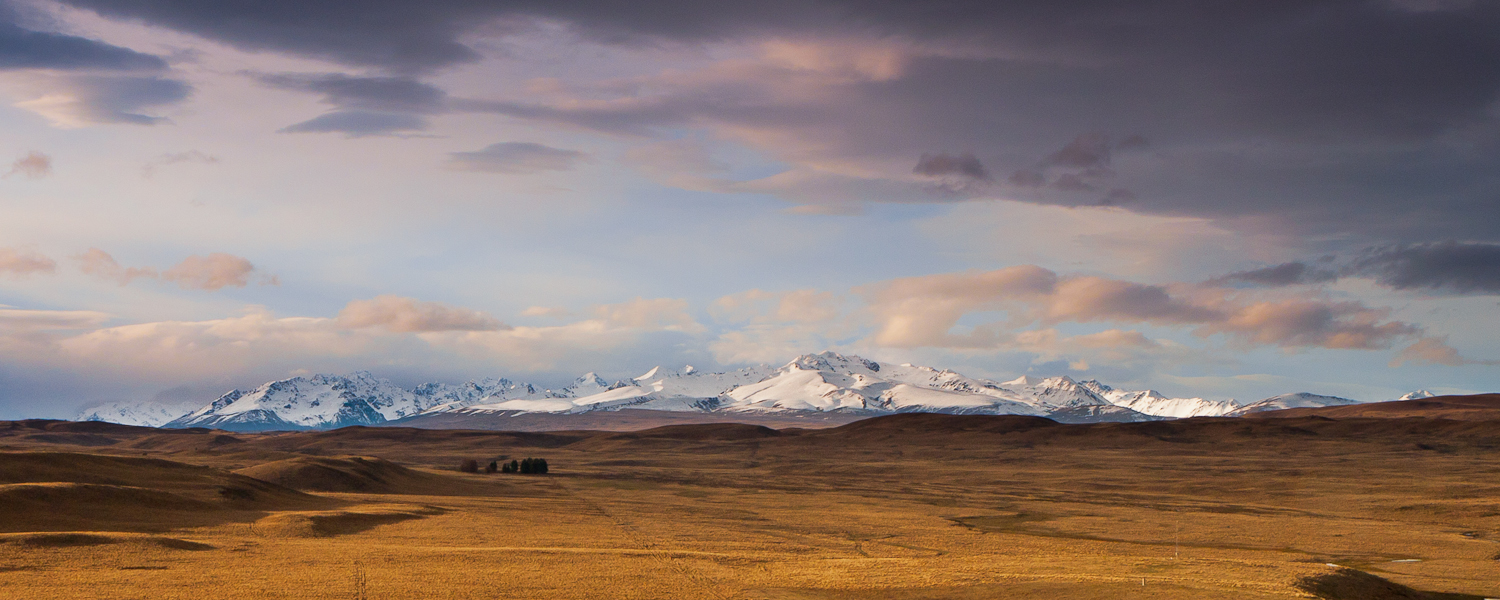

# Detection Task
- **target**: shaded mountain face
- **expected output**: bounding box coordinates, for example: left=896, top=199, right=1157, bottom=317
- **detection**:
left=147, top=351, right=1366, bottom=431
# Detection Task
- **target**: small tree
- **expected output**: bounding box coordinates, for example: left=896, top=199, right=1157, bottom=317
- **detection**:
left=459, top=459, right=479, bottom=473
left=485, top=461, right=498, bottom=474
left=501, top=461, right=515, bottom=473
left=510, top=459, right=519, bottom=473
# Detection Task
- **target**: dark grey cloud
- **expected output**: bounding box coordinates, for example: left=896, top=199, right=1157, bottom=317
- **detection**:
left=254, top=73, right=447, bottom=113
left=56, top=0, right=497, bottom=74
left=1008, top=169, right=1045, bottom=188
left=1351, top=242, right=1500, bottom=294
left=1208, top=262, right=1339, bottom=287
left=913, top=152, right=989, bottom=181
left=52, top=0, right=1500, bottom=240
left=446, top=142, right=587, bottom=174
left=0, top=21, right=165, bottom=71
left=279, top=111, right=428, bottom=137
left=254, top=73, right=448, bottom=135
left=1043, top=133, right=1111, bottom=170
left=0, top=2, right=165, bottom=71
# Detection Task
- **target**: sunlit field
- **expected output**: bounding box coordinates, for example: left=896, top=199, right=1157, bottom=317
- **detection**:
left=2, top=414, right=1497, bottom=599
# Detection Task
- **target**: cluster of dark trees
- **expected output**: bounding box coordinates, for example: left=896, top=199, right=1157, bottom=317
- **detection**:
left=502, top=458, right=548, bottom=474
left=459, top=457, right=548, bottom=474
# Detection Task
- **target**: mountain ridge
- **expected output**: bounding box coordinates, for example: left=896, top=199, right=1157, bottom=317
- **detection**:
left=78, top=351, right=1400, bottom=431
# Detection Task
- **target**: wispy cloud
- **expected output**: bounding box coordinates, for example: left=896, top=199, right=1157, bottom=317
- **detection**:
left=0, top=247, right=56, bottom=276
left=446, top=142, right=588, bottom=174
left=4, top=151, right=51, bottom=179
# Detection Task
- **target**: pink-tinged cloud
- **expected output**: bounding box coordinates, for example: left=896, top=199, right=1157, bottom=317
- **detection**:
left=5, top=152, right=52, bottom=179
left=863, top=265, right=1056, bottom=347
left=0, top=307, right=110, bottom=330
left=1389, top=336, right=1499, bottom=367
left=161, top=253, right=260, bottom=290
left=0, top=248, right=57, bottom=277
left=337, top=295, right=508, bottom=333
left=593, top=297, right=703, bottom=333
left=862, top=265, right=1425, bottom=353
left=74, top=248, right=157, bottom=285
left=1198, top=300, right=1417, bottom=350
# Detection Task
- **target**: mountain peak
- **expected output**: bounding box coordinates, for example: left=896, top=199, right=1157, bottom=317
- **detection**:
left=785, top=352, right=881, bottom=374
left=1004, top=375, right=1039, bottom=387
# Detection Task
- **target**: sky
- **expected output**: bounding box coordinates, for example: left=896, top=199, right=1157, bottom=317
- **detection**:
left=1, top=0, right=1499, bottom=418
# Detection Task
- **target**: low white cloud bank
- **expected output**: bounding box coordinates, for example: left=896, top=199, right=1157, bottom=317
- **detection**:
left=0, top=267, right=1489, bottom=416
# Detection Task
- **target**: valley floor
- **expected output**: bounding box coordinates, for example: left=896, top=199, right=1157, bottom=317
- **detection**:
left=1, top=415, right=1497, bottom=599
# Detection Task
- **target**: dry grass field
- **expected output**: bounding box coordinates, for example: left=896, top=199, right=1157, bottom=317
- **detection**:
left=1, top=401, right=1499, bottom=599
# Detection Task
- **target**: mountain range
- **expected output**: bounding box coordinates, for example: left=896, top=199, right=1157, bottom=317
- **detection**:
left=72, top=351, right=1411, bottom=431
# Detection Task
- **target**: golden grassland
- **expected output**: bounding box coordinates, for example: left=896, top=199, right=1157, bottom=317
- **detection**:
left=0, top=413, right=1497, bottom=599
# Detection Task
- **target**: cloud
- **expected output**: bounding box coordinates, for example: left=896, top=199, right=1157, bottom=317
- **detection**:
left=254, top=72, right=448, bottom=113
left=712, top=289, right=841, bottom=325
left=73, top=248, right=155, bottom=285
left=1198, top=300, right=1418, bottom=350
left=1008, top=169, right=1046, bottom=188
left=1043, top=133, right=1112, bottom=170
left=593, top=297, right=702, bottom=333
left=0, top=307, right=109, bottom=330
left=520, top=306, right=572, bottom=318
left=1350, top=242, right=1500, bottom=294
left=1389, top=336, right=1499, bottom=367
left=73, top=250, right=273, bottom=290
left=14, top=75, right=191, bottom=127
left=0, top=247, right=56, bottom=276
left=0, top=14, right=166, bottom=71
left=1042, top=277, right=1222, bottom=324
left=160, top=253, right=263, bottom=291
left=337, top=296, right=508, bottom=333
left=446, top=142, right=588, bottom=174
left=861, top=265, right=1425, bottom=352
left=1208, top=262, right=1339, bottom=287
left=59, top=0, right=490, bottom=74
left=862, top=266, right=1058, bottom=347
left=141, top=150, right=218, bottom=177
left=4, top=151, right=51, bottom=179
left=913, top=152, right=990, bottom=181
left=255, top=72, right=447, bottom=135
left=278, top=111, right=429, bottom=137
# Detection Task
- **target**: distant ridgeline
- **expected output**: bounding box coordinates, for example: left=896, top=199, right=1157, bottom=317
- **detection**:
left=74, top=352, right=1411, bottom=432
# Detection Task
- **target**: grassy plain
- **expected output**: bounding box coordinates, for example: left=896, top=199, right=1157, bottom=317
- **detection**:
left=0, top=411, right=1497, bottom=599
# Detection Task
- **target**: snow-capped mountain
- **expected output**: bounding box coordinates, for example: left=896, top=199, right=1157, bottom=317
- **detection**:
left=1226, top=392, right=1359, bottom=416
left=721, top=358, right=1046, bottom=415
left=153, top=351, right=1382, bottom=431
left=1080, top=380, right=1241, bottom=418
left=166, top=371, right=449, bottom=430
left=1397, top=390, right=1435, bottom=401
left=415, top=378, right=563, bottom=414
left=76, top=400, right=192, bottom=428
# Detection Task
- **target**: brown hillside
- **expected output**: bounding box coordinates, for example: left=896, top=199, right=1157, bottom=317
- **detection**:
left=0, top=452, right=329, bottom=533
left=1246, top=393, right=1500, bottom=420
left=233, top=455, right=487, bottom=495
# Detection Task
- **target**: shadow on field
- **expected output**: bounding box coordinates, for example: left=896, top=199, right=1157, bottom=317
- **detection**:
left=1295, top=568, right=1486, bottom=600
